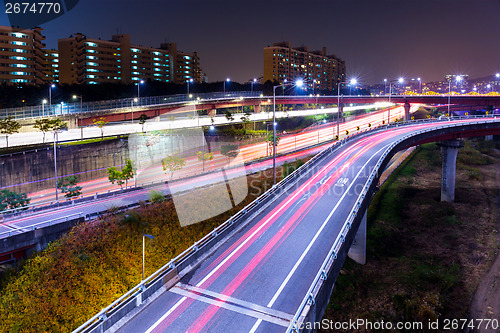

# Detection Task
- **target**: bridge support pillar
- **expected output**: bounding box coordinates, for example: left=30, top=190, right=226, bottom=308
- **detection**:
left=348, top=210, right=366, bottom=265
left=438, top=139, right=462, bottom=202
left=254, top=104, right=261, bottom=113
left=208, top=109, right=216, bottom=117
left=404, top=100, right=411, bottom=122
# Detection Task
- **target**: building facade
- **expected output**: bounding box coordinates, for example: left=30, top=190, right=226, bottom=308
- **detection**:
left=58, top=33, right=203, bottom=85
left=0, top=26, right=46, bottom=84
left=42, top=49, right=59, bottom=83
left=263, top=42, right=345, bottom=91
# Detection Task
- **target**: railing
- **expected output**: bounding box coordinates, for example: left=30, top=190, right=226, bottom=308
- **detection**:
left=0, top=212, right=84, bottom=238
left=32, top=115, right=500, bottom=332
left=285, top=115, right=500, bottom=332
left=0, top=91, right=263, bottom=120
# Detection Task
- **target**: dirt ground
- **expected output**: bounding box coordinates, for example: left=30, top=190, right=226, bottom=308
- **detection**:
left=321, top=142, right=500, bottom=333
left=468, top=149, right=500, bottom=333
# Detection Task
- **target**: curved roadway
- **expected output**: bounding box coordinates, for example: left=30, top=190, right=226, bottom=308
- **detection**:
left=114, top=118, right=500, bottom=333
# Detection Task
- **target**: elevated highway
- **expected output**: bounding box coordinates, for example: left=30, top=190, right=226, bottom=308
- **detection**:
left=74, top=116, right=500, bottom=333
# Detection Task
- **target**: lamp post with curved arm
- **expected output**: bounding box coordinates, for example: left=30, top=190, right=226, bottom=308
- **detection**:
left=387, top=77, right=404, bottom=124
left=337, top=78, right=357, bottom=139
left=448, top=76, right=462, bottom=116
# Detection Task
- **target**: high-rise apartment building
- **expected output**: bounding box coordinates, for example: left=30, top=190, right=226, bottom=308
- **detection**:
left=0, top=26, right=46, bottom=84
left=58, top=33, right=203, bottom=85
left=263, top=42, right=345, bottom=91
left=42, top=49, right=59, bottom=83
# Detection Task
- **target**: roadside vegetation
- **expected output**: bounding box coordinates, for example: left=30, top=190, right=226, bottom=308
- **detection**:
left=0, top=160, right=298, bottom=331
left=321, top=139, right=499, bottom=331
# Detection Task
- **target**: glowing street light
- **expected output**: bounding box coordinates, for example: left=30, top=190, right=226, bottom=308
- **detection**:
left=272, top=78, right=303, bottom=184
left=137, top=80, right=144, bottom=103
left=73, top=95, right=83, bottom=139
left=131, top=97, right=138, bottom=123
left=42, top=99, right=47, bottom=116
left=448, top=75, right=463, bottom=115
left=251, top=78, right=257, bottom=93
left=187, top=78, right=194, bottom=95
left=387, top=77, right=404, bottom=123
left=49, top=83, right=55, bottom=114
left=223, top=78, right=230, bottom=95
left=337, top=78, right=357, bottom=139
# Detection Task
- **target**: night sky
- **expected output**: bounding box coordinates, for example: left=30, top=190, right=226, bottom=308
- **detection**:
left=1, top=0, right=500, bottom=84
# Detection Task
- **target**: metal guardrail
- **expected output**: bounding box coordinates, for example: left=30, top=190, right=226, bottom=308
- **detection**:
left=0, top=91, right=263, bottom=120
left=68, top=115, right=499, bottom=332
left=285, top=115, right=500, bottom=332
left=0, top=212, right=84, bottom=238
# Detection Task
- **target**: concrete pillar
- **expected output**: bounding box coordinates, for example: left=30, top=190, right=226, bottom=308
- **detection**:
left=438, top=140, right=462, bottom=202
left=254, top=104, right=261, bottom=113
left=404, top=100, right=411, bottom=122
left=348, top=210, right=367, bottom=265
left=208, top=109, right=216, bottom=117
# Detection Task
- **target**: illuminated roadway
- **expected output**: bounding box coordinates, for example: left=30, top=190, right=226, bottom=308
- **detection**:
left=114, top=118, right=500, bottom=333
left=0, top=105, right=411, bottom=238
left=26, top=105, right=410, bottom=205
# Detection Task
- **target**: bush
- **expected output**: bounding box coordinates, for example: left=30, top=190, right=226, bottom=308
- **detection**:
left=148, top=190, right=165, bottom=203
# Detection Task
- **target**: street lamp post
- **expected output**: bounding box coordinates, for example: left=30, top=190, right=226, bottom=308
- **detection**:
left=337, top=78, right=357, bottom=140
left=251, top=78, right=257, bottom=93
left=131, top=97, right=138, bottom=123
left=388, top=77, right=404, bottom=124
left=417, top=77, right=422, bottom=94
left=187, top=78, right=193, bottom=95
left=137, top=80, right=144, bottom=104
left=223, top=78, right=230, bottom=95
left=142, top=233, right=154, bottom=280
left=448, top=76, right=462, bottom=115
left=383, top=79, right=387, bottom=95
left=42, top=99, right=47, bottom=116
left=272, top=79, right=303, bottom=184
left=49, top=84, right=55, bottom=114
left=73, top=95, right=83, bottom=139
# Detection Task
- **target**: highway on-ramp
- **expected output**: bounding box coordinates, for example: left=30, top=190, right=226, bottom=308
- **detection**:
left=113, top=119, right=493, bottom=333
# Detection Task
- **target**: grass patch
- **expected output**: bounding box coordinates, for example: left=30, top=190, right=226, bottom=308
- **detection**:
left=321, top=140, right=498, bottom=331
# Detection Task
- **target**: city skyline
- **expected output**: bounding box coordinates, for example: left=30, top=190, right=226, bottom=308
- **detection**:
left=1, top=0, right=500, bottom=84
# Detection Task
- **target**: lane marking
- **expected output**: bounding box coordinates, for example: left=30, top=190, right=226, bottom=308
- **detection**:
left=145, top=136, right=379, bottom=333
left=170, top=283, right=292, bottom=327
left=249, top=142, right=392, bottom=333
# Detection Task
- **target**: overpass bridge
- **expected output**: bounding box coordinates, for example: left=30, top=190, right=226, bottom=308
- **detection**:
left=73, top=116, right=500, bottom=333
left=3, top=92, right=499, bottom=131
left=75, top=94, right=500, bottom=127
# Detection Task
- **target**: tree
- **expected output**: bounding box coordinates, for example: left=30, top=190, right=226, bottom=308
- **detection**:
left=57, top=175, right=82, bottom=198
left=93, top=117, right=108, bottom=138
left=107, top=159, right=135, bottom=188
left=33, top=119, right=52, bottom=143
left=0, top=189, right=30, bottom=212
left=220, top=143, right=239, bottom=162
left=162, top=152, right=186, bottom=179
left=267, top=132, right=280, bottom=155
left=33, top=118, right=67, bottom=143
left=138, top=114, right=148, bottom=132
left=0, top=116, right=21, bottom=148
left=50, top=118, right=68, bottom=131
left=196, top=151, right=213, bottom=161
left=225, top=110, right=234, bottom=122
